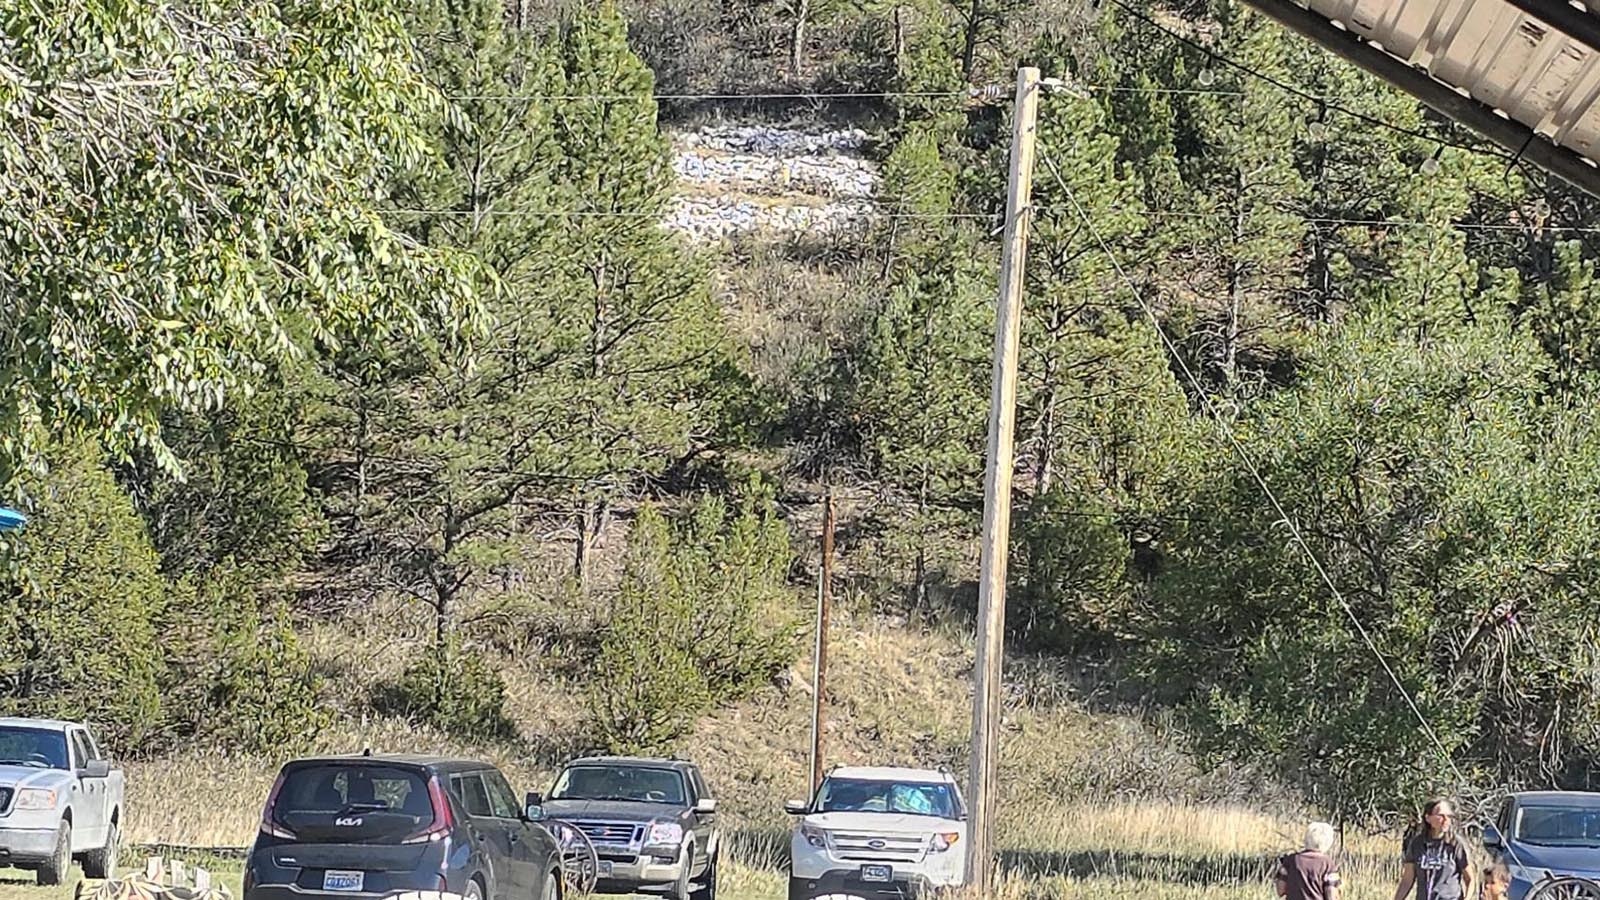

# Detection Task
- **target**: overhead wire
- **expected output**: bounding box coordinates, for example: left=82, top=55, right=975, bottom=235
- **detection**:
left=1039, top=141, right=1543, bottom=863
left=1101, top=0, right=1508, bottom=163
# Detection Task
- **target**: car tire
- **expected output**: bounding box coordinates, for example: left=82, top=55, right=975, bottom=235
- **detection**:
left=787, top=875, right=811, bottom=900
left=37, top=823, right=71, bottom=886
left=690, top=853, right=717, bottom=900
left=465, top=878, right=485, bottom=900
left=668, top=846, right=693, bottom=900
left=83, top=820, right=118, bottom=879
left=543, top=869, right=561, bottom=900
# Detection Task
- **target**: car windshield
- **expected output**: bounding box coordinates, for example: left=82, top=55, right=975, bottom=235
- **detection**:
left=0, top=726, right=69, bottom=769
left=816, top=778, right=959, bottom=819
left=550, top=765, right=686, bottom=805
left=1516, top=804, right=1600, bottom=846
left=275, top=764, right=434, bottom=823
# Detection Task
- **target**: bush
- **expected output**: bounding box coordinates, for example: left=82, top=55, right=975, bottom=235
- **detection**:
left=161, top=567, right=330, bottom=754
left=0, top=438, right=166, bottom=748
left=378, top=645, right=516, bottom=741
left=589, top=491, right=797, bottom=753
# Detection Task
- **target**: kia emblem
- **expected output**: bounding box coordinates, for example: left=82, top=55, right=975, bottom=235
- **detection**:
left=335, top=817, right=364, bottom=827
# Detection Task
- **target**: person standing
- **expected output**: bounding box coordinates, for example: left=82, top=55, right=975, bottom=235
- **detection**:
left=1274, top=821, right=1343, bottom=900
left=1392, top=797, right=1473, bottom=900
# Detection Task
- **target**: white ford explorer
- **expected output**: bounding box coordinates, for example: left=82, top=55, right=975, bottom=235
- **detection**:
left=0, top=718, right=124, bottom=885
left=785, top=767, right=968, bottom=900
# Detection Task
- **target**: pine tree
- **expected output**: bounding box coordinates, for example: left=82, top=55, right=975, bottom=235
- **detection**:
left=548, top=1, right=743, bottom=587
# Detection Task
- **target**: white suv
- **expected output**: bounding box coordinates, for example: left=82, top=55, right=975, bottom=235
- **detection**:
left=785, top=767, right=968, bottom=900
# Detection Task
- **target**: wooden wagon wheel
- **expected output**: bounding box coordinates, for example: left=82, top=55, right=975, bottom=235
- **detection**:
left=540, top=818, right=600, bottom=897
left=1530, top=875, right=1600, bottom=900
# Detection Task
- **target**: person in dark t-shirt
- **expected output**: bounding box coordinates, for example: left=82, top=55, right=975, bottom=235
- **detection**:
left=1273, top=821, right=1343, bottom=900
left=1392, top=798, right=1473, bottom=900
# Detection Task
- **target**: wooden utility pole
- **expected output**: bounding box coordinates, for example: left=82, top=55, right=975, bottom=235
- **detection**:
left=966, top=66, right=1040, bottom=893
left=808, top=489, right=836, bottom=793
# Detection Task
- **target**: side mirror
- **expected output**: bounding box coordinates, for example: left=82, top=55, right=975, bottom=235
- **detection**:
left=1483, top=824, right=1504, bottom=849
left=696, top=798, right=717, bottom=814
left=81, top=760, right=111, bottom=779
left=784, top=800, right=809, bottom=816
left=524, top=792, right=546, bottom=821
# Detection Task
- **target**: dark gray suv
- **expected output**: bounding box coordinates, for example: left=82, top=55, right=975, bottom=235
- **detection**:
left=245, top=754, right=561, bottom=900
left=534, top=757, right=719, bottom=900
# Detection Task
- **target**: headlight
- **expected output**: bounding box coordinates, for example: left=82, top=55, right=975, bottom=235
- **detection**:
left=15, top=788, right=58, bottom=810
left=800, top=825, right=827, bottom=849
left=647, top=822, right=684, bottom=846
left=929, top=832, right=961, bottom=853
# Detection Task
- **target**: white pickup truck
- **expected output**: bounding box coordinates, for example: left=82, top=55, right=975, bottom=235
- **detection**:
left=0, top=717, right=124, bottom=884
left=785, top=766, right=968, bottom=900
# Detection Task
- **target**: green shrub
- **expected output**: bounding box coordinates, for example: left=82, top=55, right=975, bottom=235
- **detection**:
left=378, top=645, right=515, bottom=741
left=589, top=491, right=797, bottom=753
left=161, top=567, right=330, bottom=754
left=0, top=438, right=166, bottom=748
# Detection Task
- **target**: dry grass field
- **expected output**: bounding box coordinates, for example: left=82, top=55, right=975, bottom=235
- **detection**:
left=1, top=610, right=1414, bottom=900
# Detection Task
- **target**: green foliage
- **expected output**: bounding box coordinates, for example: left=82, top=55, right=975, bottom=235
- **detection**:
left=125, top=373, right=326, bottom=581
left=161, top=570, right=330, bottom=755
left=589, top=495, right=797, bottom=754
left=381, top=645, right=516, bottom=741
left=0, top=439, right=165, bottom=746
left=0, top=0, right=481, bottom=483
left=1136, top=304, right=1600, bottom=816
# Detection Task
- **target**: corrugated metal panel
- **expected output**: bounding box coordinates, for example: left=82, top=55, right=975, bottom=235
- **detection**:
left=1296, top=0, right=1600, bottom=159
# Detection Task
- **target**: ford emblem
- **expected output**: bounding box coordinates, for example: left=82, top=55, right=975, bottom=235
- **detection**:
left=868, top=839, right=886, bottom=850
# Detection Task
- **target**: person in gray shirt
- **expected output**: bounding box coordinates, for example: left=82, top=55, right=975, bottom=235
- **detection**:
left=1392, top=798, right=1472, bottom=900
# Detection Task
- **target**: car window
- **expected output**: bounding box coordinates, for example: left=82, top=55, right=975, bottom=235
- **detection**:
left=816, top=778, right=959, bottom=819
left=550, top=765, right=687, bottom=805
left=83, top=730, right=104, bottom=761
left=693, top=769, right=712, bottom=800
left=452, top=774, right=495, bottom=818
left=275, top=764, right=433, bottom=825
left=481, top=771, right=520, bottom=819
left=0, top=727, right=69, bottom=769
left=69, top=731, right=92, bottom=769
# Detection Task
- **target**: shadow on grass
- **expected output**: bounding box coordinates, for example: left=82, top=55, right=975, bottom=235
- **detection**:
left=1000, top=848, right=1273, bottom=886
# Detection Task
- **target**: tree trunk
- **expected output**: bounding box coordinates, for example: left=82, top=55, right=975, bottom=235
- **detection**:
left=573, top=500, right=610, bottom=592
left=791, top=0, right=810, bottom=77
left=961, top=0, right=982, bottom=80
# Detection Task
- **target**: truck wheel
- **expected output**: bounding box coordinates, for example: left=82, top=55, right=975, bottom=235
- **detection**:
left=786, top=876, right=811, bottom=900
left=83, top=820, right=118, bottom=879
left=668, top=846, right=693, bottom=900
left=690, top=852, right=717, bottom=900
left=36, top=823, right=71, bottom=886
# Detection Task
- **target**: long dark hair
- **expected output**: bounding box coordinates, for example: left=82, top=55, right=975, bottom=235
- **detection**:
left=1407, top=797, right=1459, bottom=847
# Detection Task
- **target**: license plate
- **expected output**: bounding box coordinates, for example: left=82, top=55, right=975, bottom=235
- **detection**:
left=323, top=871, right=365, bottom=892
left=595, top=861, right=613, bottom=878
left=860, top=865, right=893, bottom=883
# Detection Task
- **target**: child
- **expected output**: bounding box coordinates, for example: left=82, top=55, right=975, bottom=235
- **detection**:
left=1482, top=864, right=1511, bottom=900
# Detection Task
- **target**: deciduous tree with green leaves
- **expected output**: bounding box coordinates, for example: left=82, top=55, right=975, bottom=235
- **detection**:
left=0, top=0, right=481, bottom=489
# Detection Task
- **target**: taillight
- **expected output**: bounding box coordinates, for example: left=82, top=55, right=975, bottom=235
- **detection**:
left=259, top=771, right=295, bottom=840
left=402, top=776, right=454, bottom=844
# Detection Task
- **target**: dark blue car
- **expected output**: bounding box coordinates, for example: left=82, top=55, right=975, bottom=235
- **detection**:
left=245, top=754, right=562, bottom=900
left=1485, top=790, right=1600, bottom=900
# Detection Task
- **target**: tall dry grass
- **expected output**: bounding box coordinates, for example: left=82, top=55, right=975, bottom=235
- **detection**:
left=114, top=607, right=1416, bottom=900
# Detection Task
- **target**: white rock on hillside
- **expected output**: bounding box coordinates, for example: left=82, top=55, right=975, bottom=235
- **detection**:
left=665, top=123, right=880, bottom=242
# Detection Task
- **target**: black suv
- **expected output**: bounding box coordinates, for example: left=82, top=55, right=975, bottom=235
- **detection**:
left=245, top=754, right=561, bottom=900
left=534, top=757, right=719, bottom=900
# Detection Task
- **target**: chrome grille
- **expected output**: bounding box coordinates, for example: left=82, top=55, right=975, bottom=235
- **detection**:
left=830, top=831, right=925, bottom=862
left=575, top=821, right=644, bottom=847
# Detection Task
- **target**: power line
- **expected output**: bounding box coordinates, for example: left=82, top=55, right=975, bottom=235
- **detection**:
left=438, top=85, right=1256, bottom=101
left=380, top=202, right=1590, bottom=236
left=1038, top=141, right=1477, bottom=801
left=1104, top=0, right=1509, bottom=163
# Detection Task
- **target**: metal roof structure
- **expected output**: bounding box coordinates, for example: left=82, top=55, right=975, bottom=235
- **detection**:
left=1243, top=0, right=1600, bottom=198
